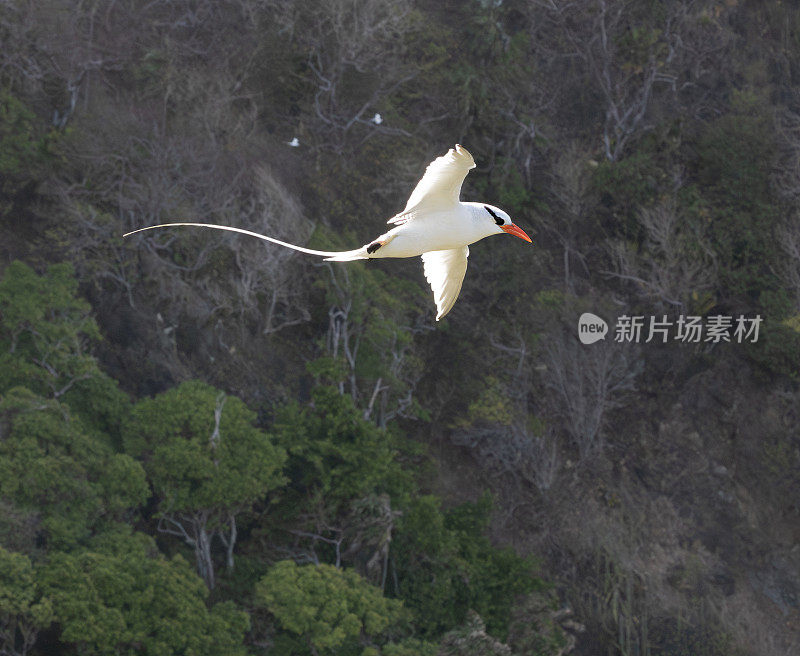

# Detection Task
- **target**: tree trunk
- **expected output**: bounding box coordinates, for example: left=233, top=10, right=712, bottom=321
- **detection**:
left=195, top=525, right=215, bottom=589
left=223, top=513, right=237, bottom=571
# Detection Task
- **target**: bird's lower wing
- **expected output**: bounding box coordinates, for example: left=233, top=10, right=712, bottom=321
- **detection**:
left=421, top=246, right=469, bottom=321
left=123, top=223, right=368, bottom=261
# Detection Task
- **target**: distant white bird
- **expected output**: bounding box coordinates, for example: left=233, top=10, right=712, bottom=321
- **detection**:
left=371, top=113, right=383, bottom=125
left=124, top=145, right=532, bottom=320
left=287, top=137, right=300, bottom=147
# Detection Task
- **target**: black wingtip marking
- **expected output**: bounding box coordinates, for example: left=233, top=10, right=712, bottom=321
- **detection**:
left=367, top=241, right=382, bottom=254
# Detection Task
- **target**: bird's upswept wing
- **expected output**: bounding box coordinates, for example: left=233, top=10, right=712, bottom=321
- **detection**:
left=388, top=144, right=476, bottom=225
left=422, top=246, right=469, bottom=321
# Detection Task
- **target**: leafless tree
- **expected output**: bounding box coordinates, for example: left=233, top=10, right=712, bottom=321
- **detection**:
left=0, top=0, right=126, bottom=126
left=771, top=106, right=800, bottom=312
left=343, top=494, right=401, bottom=588
left=451, top=331, right=561, bottom=492
left=264, top=0, right=416, bottom=152
left=604, top=195, right=717, bottom=310
left=774, top=107, right=800, bottom=204
left=323, top=263, right=429, bottom=425
left=279, top=494, right=400, bottom=589
left=542, top=331, right=640, bottom=460
left=507, top=591, right=585, bottom=656
left=452, top=422, right=561, bottom=494
left=325, top=266, right=360, bottom=398
left=581, top=0, right=681, bottom=161
left=541, top=143, right=597, bottom=291
left=207, top=167, right=313, bottom=336
left=775, top=218, right=800, bottom=313
left=156, top=504, right=241, bottom=590
left=157, top=508, right=218, bottom=589
left=526, top=0, right=731, bottom=161
left=371, top=328, right=427, bottom=429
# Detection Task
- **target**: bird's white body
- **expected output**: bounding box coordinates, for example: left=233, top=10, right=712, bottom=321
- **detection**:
left=124, top=145, right=531, bottom=320
left=365, top=204, right=495, bottom=258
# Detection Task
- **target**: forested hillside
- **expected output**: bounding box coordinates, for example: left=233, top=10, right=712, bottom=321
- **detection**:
left=1, top=1, right=800, bottom=654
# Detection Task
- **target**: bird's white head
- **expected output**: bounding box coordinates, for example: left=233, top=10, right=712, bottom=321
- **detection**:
left=472, top=203, right=533, bottom=243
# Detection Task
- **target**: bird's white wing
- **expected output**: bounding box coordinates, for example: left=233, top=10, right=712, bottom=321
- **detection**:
left=422, top=246, right=469, bottom=321
left=388, top=145, right=476, bottom=225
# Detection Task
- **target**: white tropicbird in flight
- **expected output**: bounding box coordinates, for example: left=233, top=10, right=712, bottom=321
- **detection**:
left=124, top=145, right=532, bottom=320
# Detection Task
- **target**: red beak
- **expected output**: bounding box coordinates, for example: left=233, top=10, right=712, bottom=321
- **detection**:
left=501, top=223, right=532, bottom=243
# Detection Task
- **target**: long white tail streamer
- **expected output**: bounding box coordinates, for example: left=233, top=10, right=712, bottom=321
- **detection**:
left=123, top=222, right=367, bottom=261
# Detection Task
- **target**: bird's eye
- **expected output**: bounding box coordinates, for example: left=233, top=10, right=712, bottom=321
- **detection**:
left=485, top=206, right=503, bottom=226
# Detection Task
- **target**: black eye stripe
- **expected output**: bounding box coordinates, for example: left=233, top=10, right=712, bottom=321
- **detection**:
left=484, top=206, right=503, bottom=226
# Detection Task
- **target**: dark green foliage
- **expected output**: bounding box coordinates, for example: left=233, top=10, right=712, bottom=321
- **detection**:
left=123, top=380, right=287, bottom=587
left=0, top=90, right=56, bottom=209
left=272, top=384, right=413, bottom=516
left=38, top=529, right=249, bottom=655
left=0, top=261, right=100, bottom=400
left=593, top=149, right=663, bottom=228
left=0, top=261, right=133, bottom=446
left=391, top=494, right=540, bottom=639
left=254, top=560, right=406, bottom=655
left=380, top=638, right=439, bottom=656
left=691, top=91, right=781, bottom=301
left=649, top=617, right=745, bottom=656
left=124, top=380, right=286, bottom=512
left=60, top=373, right=132, bottom=450
left=0, top=546, right=53, bottom=655
left=745, top=319, right=800, bottom=379
left=439, top=611, right=512, bottom=656
left=0, top=387, right=147, bottom=549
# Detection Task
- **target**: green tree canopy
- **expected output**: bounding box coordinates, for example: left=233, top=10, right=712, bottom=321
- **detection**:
left=254, top=560, right=407, bottom=655
left=0, top=260, right=131, bottom=444
left=0, top=261, right=99, bottom=399
left=438, top=611, right=512, bottom=656
left=123, top=380, right=287, bottom=587
left=125, top=380, right=286, bottom=509
left=0, top=546, right=52, bottom=656
left=38, top=529, right=249, bottom=656
left=391, top=494, right=540, bottom=638
left=273, top=384, right=413, bottom=515
left=0, top=89, right=56, bottom=209
left=0, top=387, right=147, bottom=549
